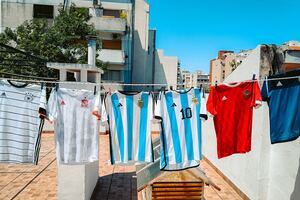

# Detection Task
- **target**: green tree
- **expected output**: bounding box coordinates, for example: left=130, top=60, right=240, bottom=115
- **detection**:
left=0, top=4, right=104, bottom=78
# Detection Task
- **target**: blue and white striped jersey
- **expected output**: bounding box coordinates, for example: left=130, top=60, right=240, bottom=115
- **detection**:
left=102, top=91, right=154, bottom=164
left=155, top=88, right=207, bottom=171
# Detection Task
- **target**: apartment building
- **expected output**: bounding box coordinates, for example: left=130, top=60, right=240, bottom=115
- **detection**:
left=0, top=0, right=157, bottom=84
left=181, top=70, right=209, bottom=88
left=210, top=50, right=251, bottom=83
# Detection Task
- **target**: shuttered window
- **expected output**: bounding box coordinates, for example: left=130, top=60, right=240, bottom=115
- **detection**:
left=102, top=40, right=122, bottom=50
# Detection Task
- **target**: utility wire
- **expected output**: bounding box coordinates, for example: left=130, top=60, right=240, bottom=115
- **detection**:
left=0, top=75, right=299, bottom=86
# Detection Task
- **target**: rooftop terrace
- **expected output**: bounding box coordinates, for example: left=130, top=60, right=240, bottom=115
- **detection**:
left=0, top=134, right=244, bottom=200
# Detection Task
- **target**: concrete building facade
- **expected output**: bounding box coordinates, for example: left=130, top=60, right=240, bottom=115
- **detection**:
left=0, top=0, right=174, bottom=85
left=181, top=70, right=209, bottom=88
left=153, top=49, right=179, bottom=88
left=210, top=50, right=251, bottom=84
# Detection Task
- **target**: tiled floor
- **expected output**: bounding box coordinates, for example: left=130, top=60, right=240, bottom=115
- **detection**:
left=0, top=134, right=244, bottom=200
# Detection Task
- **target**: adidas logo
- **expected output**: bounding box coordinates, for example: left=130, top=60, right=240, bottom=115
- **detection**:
left=222, top=96, right=227, bottom=101
left=276, top=81, right=283, bottom=87
left=0, top=92, right=6, bottom=97
left=60, top=100, right=65, bottom=105
left=171, top=103, right=177, bottom=107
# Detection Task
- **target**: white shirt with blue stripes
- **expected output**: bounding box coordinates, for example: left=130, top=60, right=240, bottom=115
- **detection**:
left=101, top=91, right=154, bottom=165
left=155, top=88, right=207, bottom=171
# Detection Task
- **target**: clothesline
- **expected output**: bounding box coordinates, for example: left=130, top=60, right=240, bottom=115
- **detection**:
left=0, top=75, right=299, bottom=86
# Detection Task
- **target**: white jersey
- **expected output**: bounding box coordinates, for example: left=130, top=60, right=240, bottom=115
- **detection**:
left=102, top=91, right=153, bottom=164
left=155, top=88, right=207, bottom=170
left=47, top=88, right=101, bottom=164
left=0, top=80, right=46, bottom=164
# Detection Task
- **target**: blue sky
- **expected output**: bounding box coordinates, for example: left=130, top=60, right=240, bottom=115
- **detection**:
left=149, top=0, right=299, bottom=73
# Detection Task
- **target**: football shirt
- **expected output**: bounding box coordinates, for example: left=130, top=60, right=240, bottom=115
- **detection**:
left=206, top=81, right=262, bottom=159
left=0, top=80, right=46, bottom=164
left=102, top=91, right=154, bottom=164
left=261, top=70, right=300, bottom=144
left=47, top=88, right=101, bottom=164
left=155, top=88, right=207, bottom=171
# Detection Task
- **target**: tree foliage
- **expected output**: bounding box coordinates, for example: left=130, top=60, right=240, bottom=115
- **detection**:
left=0, top=4, right=103, bottom=78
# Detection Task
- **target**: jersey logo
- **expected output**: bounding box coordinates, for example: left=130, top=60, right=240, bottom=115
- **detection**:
left=276, top=81, right=283, bottom=87
left=171, top=103, right=177, bottom=107
left=222, top=96, right=227, bottom=101
left=81, top=99, right=89, bottom=108
left=192, top=97, right=198, bottom=104
left=24, top=92, right=34, bottom=102
left=0, top=92, right=6, bottom=98
left=60, top=100, right=66, bottom=106
left=243, top=90, right=251, bottom=99
left=138, top=99, right=144, bottom=107
left=118, top=103, right=123, bottom=107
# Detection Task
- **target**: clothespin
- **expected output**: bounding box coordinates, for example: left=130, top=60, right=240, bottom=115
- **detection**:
left=55, top=83, right=59, bottom=91
left=41, top=82, right=44, bottom=90
left=199, top=84, right=202, bottom=89
left=94, top=85, right=97, bottom=95
left=252, top=74, right=256, bottom=80
left=160, top=86, right=166, bottom=96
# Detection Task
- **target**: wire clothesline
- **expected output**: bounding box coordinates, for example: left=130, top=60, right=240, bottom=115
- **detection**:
left=0, top=75, right=299, bottom=86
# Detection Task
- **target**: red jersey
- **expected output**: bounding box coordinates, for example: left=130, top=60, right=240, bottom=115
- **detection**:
left=206, top=81, right=262, bottom=158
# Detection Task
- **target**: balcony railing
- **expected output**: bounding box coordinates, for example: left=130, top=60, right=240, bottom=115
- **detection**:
left=90, top=17, right=126, bottom=33
left=98, top=49, right=125, bottom=65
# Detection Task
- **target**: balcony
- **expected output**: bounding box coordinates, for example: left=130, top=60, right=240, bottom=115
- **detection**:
left=98, top=49, right=125, bottom=65
left=90, top=17, right=126, bottom=33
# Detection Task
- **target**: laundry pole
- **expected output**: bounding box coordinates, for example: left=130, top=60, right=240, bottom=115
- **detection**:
left=47, top=37, right=103, bottom=200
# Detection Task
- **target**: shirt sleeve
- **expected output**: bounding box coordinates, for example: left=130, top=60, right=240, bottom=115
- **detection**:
left=261, top=79, right=269, bottom=102
left=200, top=90, right=208, bottom=120
left=39, top=86, right=47, bottom=119
left=47, top=89, right=58, bottom=122
left=92, top=92, right=101, bottom=120
left=154, top=92, right=162, bottom=119
left=206, top=86, right=217, bottom=116
left=251, top=81, right=262, bottom=108
left=101, top=94, right=108, bottom=123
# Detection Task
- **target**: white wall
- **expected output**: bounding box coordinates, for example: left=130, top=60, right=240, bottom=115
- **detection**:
left=154, top=49, right=178, bottom=87
left=202, top=45, right=300, bottom=200
left=132, top=0, right=150, bottom=84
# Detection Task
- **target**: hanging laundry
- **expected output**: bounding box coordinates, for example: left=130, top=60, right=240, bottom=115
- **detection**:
left=207, top=81, right=262, bottom=159
left=261, top=70, right=300, bottom=144
left=101, top=91, right=154, bottom=165
left=0, top=80, right=46, bottom=164
left=47, top=88, right=101, bottom=164
left=155, top=88, right=207, bottom=171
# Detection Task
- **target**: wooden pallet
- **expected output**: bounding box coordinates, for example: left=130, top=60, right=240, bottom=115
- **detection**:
left=152, top=182, right=204, bottom=200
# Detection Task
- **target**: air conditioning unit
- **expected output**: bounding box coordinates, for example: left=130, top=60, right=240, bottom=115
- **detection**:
left=283, top=47, right=300, bottom=72
left=93, top=0, right=102, bottom=8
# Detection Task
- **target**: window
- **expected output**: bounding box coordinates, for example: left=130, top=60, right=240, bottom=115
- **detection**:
left=111, top=70, right=121, bottom=81
left=103, top=9, right=120, bottom=18
left=103, top=70, right=123, bottom=81
left=102, top=40, right=122, bottom=50
left=33, top=4, right=54, bottom=19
